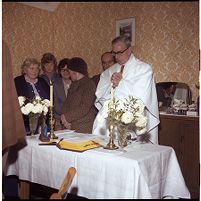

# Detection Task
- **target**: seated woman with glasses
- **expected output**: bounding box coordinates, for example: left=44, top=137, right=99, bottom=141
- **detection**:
left=53, top=58, right=72, bottom=130
left=14, top=58, right=50, bottom=134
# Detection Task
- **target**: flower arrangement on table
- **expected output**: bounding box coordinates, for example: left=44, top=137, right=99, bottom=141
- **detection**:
left=18, top=95, right=51, bottom=137
left=100, top=95, right=148, bottom=147
left=18, top=95, right=50, bottom=116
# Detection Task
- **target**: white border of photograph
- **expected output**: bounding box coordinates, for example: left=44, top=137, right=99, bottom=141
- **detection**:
left=116, top=17, right=135, bottom=46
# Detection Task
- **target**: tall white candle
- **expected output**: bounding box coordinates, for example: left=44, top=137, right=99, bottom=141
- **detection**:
left=50, top=80, right=53, bottom=107
left=111, top=84, right=114, bottom=101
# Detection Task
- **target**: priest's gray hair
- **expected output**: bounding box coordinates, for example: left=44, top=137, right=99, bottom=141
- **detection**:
left=112, top=35, right=131, bottom=48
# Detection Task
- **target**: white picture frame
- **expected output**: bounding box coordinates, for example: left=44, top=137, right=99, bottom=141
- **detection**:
left=116, top=17, right=135, bottom=46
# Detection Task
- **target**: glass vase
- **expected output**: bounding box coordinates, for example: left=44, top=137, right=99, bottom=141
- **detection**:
left=29, top=113, right=40, bottom=138
left=117, top=124, right=128, bottom=148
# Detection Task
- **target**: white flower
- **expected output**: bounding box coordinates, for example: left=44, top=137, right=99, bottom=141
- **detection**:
left=18, top=96, right=50, bottom=116
left=136, top=127, right=147, bottom=135
left=135, top=115, right=147, bottom=128
left=18, top=96, right=26, bottom=107
left=23, top=103, right=34, bottom=115
left=21, top=106, right=29, bottom=115
left=135, top=100, right=145, bottom=113
left=42, top=99, right=51, bottom=107
left=32, top=103, right=43, bottom=114
left=138, top=105, right=145, bottom=114
left=121, top=111, right=134, bottom=124
left=43, top=105, right=49, bottom=115
left=106, top=95, right=147, bottom=138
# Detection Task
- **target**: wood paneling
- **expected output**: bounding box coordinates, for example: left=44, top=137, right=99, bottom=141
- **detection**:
left=159, top=114, right=199, bottom=199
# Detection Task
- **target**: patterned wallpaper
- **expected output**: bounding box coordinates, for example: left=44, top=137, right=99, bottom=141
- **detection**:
left=2, top=3, right=54, bottom=74
left=3, top=2, right=199, bottom=101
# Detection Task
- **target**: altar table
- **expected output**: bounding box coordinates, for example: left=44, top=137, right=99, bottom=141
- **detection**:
left=5, top=130, right=190, bottom=199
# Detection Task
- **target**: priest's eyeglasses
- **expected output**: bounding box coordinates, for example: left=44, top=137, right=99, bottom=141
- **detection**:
left=111, top=46, right=129, bottom=56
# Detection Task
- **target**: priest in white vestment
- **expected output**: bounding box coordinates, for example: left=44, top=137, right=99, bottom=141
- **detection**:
left=92, top=36, right=160, bottom=144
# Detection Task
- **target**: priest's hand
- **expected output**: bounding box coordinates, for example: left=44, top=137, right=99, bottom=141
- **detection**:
left=111, top=72, right=122, bottom=87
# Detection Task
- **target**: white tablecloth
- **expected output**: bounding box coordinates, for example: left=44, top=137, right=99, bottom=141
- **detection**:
left=5, top=130, right=190, bottom=199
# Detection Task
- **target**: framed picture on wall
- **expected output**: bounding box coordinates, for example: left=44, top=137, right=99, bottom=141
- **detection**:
left=116, top=17, right=135, bottom=46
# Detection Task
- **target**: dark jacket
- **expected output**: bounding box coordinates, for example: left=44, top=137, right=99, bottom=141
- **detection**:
left=14, top=75, right=50, bottom=100
left=62, top=76, right=97, bottom=134
left=91, top=74, right=100, bottom=87
left=53, top=77, right=67, bottom=120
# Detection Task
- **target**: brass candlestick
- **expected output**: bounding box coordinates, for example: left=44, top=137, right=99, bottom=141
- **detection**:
left=104, top=124, right=118, bottom=150
left=48, top=106, right=58, bottom=140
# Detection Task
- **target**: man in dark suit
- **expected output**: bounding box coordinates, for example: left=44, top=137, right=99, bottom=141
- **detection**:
left=91, top=51, right=116, bottom=87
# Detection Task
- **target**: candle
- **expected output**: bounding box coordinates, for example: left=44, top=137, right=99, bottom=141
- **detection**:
left=50, top=80, right=53, bottom=107
left=110, top=83, right=115, bottom=101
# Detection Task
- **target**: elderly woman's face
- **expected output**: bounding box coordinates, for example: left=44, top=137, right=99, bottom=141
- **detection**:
left=69, top=70, right=78, bottom=81
left=25, top=64, right=40, bottom=80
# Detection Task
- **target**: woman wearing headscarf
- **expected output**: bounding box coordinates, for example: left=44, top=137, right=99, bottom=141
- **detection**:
left=61, top=57, right=97, bottom=134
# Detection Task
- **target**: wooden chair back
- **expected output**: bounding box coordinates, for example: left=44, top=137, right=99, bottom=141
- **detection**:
left=50, top=167, right=76, bottom=199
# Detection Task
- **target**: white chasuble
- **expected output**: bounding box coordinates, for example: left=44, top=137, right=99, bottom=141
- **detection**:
left=92, top=54, right=160, bottom=144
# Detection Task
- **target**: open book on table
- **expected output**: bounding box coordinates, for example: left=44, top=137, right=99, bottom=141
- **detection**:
left=56, top=139, right=101, bottom=152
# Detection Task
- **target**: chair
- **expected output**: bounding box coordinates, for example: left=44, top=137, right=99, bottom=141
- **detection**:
left=50, top=167, right=76, bottom=199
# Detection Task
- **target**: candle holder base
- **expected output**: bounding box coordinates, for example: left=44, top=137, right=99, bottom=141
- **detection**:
left=48, top=133, right=58, bottom=140
left=39, top=134, right=50, bottom=142
left=103, top=141, right=118, bottom=150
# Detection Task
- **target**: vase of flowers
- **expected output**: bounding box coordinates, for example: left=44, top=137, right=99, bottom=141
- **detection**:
left=105, top=96, right=148, bottom=148
left=18, top=95, right=51, bottom=138
left=29, top=113, right=41, bottom=138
